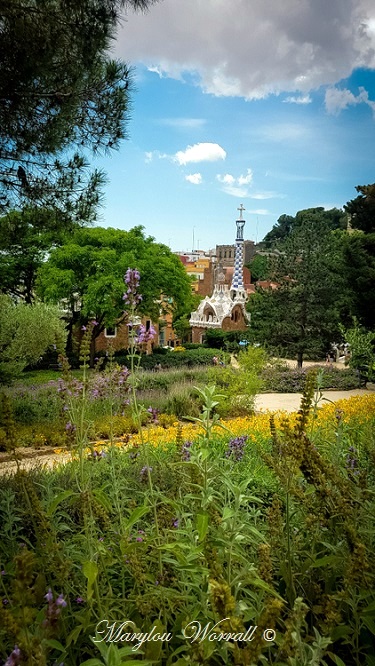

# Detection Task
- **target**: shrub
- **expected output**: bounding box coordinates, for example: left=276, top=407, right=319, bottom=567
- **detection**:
left=261, top=365, right=360, bottom=392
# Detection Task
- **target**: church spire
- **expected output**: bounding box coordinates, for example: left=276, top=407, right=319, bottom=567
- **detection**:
left=231, top=204, right=246, bottom=293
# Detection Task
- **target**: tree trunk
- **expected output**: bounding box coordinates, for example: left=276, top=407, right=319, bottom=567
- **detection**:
left=297, top=351, right=303, bottom=368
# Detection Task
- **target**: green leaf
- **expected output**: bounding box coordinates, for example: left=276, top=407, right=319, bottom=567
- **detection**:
left=43, top=638, right=65, bottom=652
left=66, top=624, right=83, bottom=646
left=125, top=504, right=149, bottom=531
left=144, top=619, right=166, bottom=661
left=92, top=489, right=112, bottom=513
left=326, top=653, right=347, bottom=666
left=222, top=507, right=235, bottom=521
left=47, top=490, right=75, bottom=516
left=196, top=513, right=209, bottom=541
left=82, top=560, right=99, bottom=601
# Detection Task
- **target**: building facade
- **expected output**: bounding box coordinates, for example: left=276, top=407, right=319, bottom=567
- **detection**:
left=190, top=206, right=251, bottom=343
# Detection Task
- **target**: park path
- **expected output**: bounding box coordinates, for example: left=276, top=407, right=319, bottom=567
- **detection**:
left=255, top=388, right=369, bottom=413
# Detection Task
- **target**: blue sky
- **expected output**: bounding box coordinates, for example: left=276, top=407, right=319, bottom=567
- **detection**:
left=93, top=0, right=375, bottom=252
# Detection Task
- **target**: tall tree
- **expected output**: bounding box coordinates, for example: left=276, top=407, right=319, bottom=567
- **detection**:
left=262, top=208, right=347, bottom=248
left=248, top=219, right=344, bottom=367
left=344, top=183, right=375, bottom=234
left=0, top=207, right=76, bottom=303
left=36, top=226, right=194, bottom=357
left=0, top=0, right=157, bottom=218
left=342, top=184, right=375, bottom=329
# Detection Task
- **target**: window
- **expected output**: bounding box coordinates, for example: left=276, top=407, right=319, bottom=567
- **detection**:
left=104, top=326, right=117, bottom=338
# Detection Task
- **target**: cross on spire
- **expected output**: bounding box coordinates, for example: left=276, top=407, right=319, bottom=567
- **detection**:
left=237, top=203, right=245, bottom=219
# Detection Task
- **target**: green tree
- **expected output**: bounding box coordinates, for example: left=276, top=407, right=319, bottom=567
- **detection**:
left=262, top=208, right=347, bottom=248
left=0, top=0, right=157, bottom=217
left=36, top=226, right=194, bottom=359
left=344, top=183, right=375, bottom=234
left=0, top=296, right=67, bottom=383
left=341, top=184, right=375, bottom=329
left=247, top=254, right=270, bottom=282
left=248, top=219, right=344, bottom=367
left=0, top=207, right=78, bottom=303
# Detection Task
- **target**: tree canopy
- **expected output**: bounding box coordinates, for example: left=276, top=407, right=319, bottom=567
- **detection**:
left=0, top=295, right=67, bottom=383
left=0, top=207, right=76, bottom=303
left=248, top=219, right=345, bottom=366
left=36, top=226, right=195, bottom=352
left=0, top=0, right=157, bottom=218
left=262, top=207, right=347, bottom=248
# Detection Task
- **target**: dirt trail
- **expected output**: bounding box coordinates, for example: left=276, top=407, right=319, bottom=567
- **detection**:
left=255, top=389, right=369, bottom=413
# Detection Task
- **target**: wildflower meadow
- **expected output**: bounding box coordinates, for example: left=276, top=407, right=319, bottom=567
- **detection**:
left=1, top=271, right=375, bottom=666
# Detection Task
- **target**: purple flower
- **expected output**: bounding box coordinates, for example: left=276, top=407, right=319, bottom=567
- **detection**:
left=140, top=465, right=152, bottom=481
left=76, top=596, right=84, bottom=604
left=226, top=435, right=248, bottom=462
left=45, top=588, right=53, bottom=603
left=55, top=594, right=67, bottom=608
left=181, top=440, right=193, bottom=462
left=147, top=406, right=159, bottom=423
left=136, top=537, right=143, bottom=542
left=172, top=519, right=179, bottom=528
left=81, top=325, right=87, bottom=331
left=123, top=268, right=142, bottom=308
left=90, top=320, right=98, bottom=326
left=135, top=324, right=156, bottom=345
left=1, top=570, right=6, bottom=576
left=2, top=598, right=9, bottom=606
left=4, top=646, right=21, bottom=666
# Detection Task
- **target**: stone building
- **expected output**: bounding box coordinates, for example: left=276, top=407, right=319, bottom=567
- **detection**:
left=216, top=239, right=256, bottom=266
left=190, top=206, right=251, bottom=343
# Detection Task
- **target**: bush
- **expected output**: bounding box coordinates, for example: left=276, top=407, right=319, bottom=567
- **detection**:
left=261, top=365, right=360, bottom=392
left=140, top=348, right=226, bottom=370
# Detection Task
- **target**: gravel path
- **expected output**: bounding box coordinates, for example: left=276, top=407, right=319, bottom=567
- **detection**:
left=255, top=389, right=370, bottom=413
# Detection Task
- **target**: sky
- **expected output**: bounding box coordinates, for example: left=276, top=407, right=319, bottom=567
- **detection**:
left=93, top=0, right=375, bottom=252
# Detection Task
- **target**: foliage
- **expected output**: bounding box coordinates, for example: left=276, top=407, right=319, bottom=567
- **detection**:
left=344, top=183, right=375, bottom=234
left=0, top=208, right=76, bottom=304
left=248, top=219, right=345, bottom=367
left=0, top=296, right=67, bottom=383
left=340, top=185, right=375, bottom=329
left=1, top=388, right=375, bottom=663
left=260, top=365, right=360, bottom=392
left=204, top=328, right=252, bottom=351
left=0, top=0, right=157, bottom=217
left=213, top=346, right=266, bottom=416
left=36, top=226, right=194, bottom=358
left=340, top=321, right=375, bottom=379
left=247, top=254, right=270, bottom=282
left=139, top=348, right=227, bottom=370
left=262, top=207, right=347, bottom=248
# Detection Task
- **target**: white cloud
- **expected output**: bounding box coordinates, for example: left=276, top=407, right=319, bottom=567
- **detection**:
left=158, top=117, right=207, bottom=129
left=284, top=95, right=312, bottom=104
left=144, top=150, right=169, bottom=162
left=216, top=173, right=235, bottom=185
left=238, top=169, right=253, bottom=186
left=216, top=169, right=253, bottom=197
left=116, top=0, right=375, bottom=99
left=185, top=173, right=202, bottom=184
left=174, top=142, right=226, bottom=165
left=250, top=191, right=285, bottom=200
left=248, top=209, right=270, bottom=215
left=325, top=86, right=375, bottom=115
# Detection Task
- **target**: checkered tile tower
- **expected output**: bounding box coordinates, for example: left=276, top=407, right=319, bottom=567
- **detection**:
left=230, top=204, right=246, bottom=300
